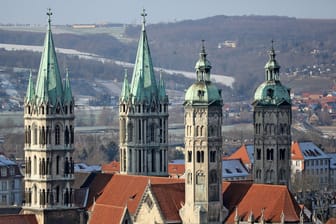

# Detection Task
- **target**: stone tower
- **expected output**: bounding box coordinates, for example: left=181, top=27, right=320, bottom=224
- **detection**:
left=119, top=9, right=169, bottom=176
left=252, top=42, right=291, bottom=186
left=179, top=41, right=226, bottom=223
left=23, top=10, right=79, bottom=224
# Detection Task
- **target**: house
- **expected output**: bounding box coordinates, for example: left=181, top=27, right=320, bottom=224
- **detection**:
left=291, top=141, right=330, bottom=191
left=0, top=154, right=23, bottom=206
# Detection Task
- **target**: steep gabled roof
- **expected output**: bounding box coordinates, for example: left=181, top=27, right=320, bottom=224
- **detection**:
left=35, top=10, right=63, bottom=107
left=90, top=174, right=183, bottom=223
left=150, top=183, right=185, bottom=222
left=224, top=183, right=302, bottom=223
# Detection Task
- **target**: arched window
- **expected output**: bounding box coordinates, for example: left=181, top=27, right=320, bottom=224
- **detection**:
left=55, top=125, right=60, bottom=145
left=41, top=126, right=46, bottom=145
left=56, top=156, right=59, bottom=175
left=70, top=125, right=74, bottom=144
left=64, top=126, right=69, bottom=145
left=127, top=123, right=133, bottom=142
left=266, top=149, right=274, bottom=160
left=28, top=126, right=31, bottom=145
left=210, top=151, right=216, bottom=162
left=197, top=151, right=201, bottom=163
left=33, top=126, right=37, bottom=145
left=256, top=148, right=261, bottom=160
left=280, top=148, right=286, bottom=160
left=33, top=157, right=37, bottom=175
left=200, top=126, right=204, bottom=136
left=150, top=123, right=155, bottom=142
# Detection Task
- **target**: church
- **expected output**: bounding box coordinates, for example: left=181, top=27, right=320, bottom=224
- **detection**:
left=20, top=9, right=310, bottom=224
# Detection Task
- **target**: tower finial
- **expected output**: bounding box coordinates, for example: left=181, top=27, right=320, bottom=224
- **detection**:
left=269, top=39, right=276, bottom=60
left=141, top=8, right=147, bottom=31
left=47, top=8, right=52, bottom=29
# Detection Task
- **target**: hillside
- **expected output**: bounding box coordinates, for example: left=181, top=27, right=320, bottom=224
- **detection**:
left=0, top=15, right=336, bottom=104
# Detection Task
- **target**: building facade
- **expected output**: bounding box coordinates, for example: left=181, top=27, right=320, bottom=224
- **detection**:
left=252, top=44, right=292, bottom=186
left=291, top=141, right=331, bottom=191
left=179, top=41, right=226, bottom=223
left=0, top=155, right=22, bottom=206
left=119, top=10, right=169, bottom=176
left=23, top=10, right=79, bottom=224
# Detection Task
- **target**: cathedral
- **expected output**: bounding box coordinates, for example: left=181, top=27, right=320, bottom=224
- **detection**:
left=21, top=9, right=308, bottom=224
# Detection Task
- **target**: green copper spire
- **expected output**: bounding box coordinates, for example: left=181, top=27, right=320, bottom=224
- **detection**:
left=63, top=68, right=73, bottom=104
left=185, top=41, right=222, bottom=105
left=130, top=9, right=158, bottom=102
left=25, top=69, right=35, bottom=104
left=35, top=9, right=64, bottom=107
left=253, top=42, right=290, bottom=105
left=120, top=69, right=130, bottom=101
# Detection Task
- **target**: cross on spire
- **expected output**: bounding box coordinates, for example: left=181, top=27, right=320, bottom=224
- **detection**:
left=47, top=8, right=52, bottom=24
left=141, top=8, right=147, bottom=30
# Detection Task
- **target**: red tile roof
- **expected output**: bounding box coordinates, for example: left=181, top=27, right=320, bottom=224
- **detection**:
left=91, top=174, right=302, bottom=224
left=90, top=174, right=183, bottom=224
left=0, top=214, right=38, bottom=224
left=227, top=144, right=251, bottom=165
left=90, top=204, right=126, bottom=224
left=168, top=164, right=185, bottom=177
left=224, top=183, right=302, bottom=223
left=101, top=161, right=120, bottom=173
left=150, top=183, right=185, bottom=222
left=291, top=142, right=304, bottom=160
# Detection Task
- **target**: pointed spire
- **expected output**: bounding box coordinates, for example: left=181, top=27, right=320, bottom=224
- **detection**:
left=35, top=9, right=63, bottom=107
left=260, top=208, right=265, bottom=224
left=159, top=70, right=167, bottom=100
left=120, top=69, right=130, bottom=101
left=247, top=210, right=254, bottom=223
left=195, top=40, right=212, bottom=82
left=234, top=207, right=239, bottom=223
left=130, top=9, right=157, bottom=103
left=280, top=210, right=285, bottom=224
left=63, top=68, right=73, bottom=104
left=25, top=69, right=35, bottom=104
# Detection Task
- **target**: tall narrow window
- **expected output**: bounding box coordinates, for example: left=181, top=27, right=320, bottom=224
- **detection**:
left=187, top=151, right=192, bottom=162
left=127, top=123, right=133, bottom=142
left=33, top=126, right=37, bottom=145
left=55, top=125, right=60, bottom=145
left=56, top=156, right=59, bottom=175
left=65, top=126, right=69, bottom=145
left=280, top=148, right=286, bottom=160
left=256, top=149, right=261, bottom=160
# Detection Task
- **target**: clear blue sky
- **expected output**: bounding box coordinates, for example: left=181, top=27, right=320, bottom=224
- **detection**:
left=1, top=0, right=336, bottom=25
